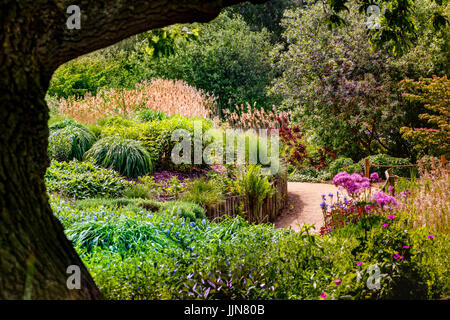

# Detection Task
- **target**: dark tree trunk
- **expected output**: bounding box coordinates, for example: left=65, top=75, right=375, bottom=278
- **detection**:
left=0, top=0, right=265, bottom=299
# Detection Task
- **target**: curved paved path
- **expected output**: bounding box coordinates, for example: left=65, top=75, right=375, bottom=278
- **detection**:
left=274, top=182, right=340, bottom=233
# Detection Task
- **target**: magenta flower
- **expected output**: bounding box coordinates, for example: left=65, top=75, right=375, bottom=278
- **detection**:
left=402, top=245, right=410, bottom=249
left=333, top=172, right=371, bottom=195
left=357, top=262, right=363, bottom=266
left=370, top=172, right=381, bottom=183
left=393, top=253, right=401, bottom=260
left=320, top=292, right=327, bottom=299
left=334, top=279, right=342, bottom=285
left=388, top=215, right=395, bottom=219
left=371, top=191, right=399, bottom=209
left=427, top=234, right=434, bottom=239
left=383, top=223, right=389, bottom=227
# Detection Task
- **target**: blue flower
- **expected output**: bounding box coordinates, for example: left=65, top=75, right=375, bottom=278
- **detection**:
left=190, top=221, right=195, bottom=227
left=328, top=193, right=334, bottom=198
left=201, top=219, right=206, bottom=225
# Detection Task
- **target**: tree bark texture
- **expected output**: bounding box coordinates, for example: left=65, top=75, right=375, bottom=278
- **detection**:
left=0, top=0, right=265, bottom=299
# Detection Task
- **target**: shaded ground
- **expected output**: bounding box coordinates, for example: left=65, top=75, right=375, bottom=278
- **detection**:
left=274, top=182, right=340, bottom=233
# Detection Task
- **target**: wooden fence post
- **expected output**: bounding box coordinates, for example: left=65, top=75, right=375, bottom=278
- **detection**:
left=364, top=157, right=370, bottom=178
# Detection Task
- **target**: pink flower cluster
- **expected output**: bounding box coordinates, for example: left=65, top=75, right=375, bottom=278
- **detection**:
left=370, top=172, right=382, bottom=183
left=333, top=172, right=371, bottom=195
left=371, top=191, right=399, bottom=208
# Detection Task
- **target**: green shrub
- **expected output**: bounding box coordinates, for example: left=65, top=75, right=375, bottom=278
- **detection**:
left=354, top=154, right=414, bottom=177
left=162, top=201, right=206, bottom=221
left=71, top=197, right=160, bottom=213
left=328, top=157, right=355, bottom=176
left=152, top=13, right=277, bottom=113
left=238, top=165, right=273, bottom=222
left=45, top=160, right=129, bottom=199
left=84, top=136, right=153, bottom=178
left=181, top=177, right=223, bottom=208
left=123, top=183, right=153, bottom=199
left=135, top=109, right=169, bottom=122
left=48, top=124, right=96, bottom=161
left=142, top=116, right=212, bottom=168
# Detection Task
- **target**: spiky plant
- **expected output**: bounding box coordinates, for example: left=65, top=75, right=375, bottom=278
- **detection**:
left=238, top=165, right=273, bottom=223
left=84, top=136, right=153, bottom=178
left=48, top=123, right=96, bottom=161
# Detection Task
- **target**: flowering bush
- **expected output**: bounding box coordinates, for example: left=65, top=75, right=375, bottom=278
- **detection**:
left=322, top=171, right=400, bottom=235
left=370, top=191, right=398, bottom=209
left=332, top=172, right=371, bottom=197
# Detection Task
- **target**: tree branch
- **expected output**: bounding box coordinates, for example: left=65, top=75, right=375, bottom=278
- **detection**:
left=35, top=0, right=267, bottom=71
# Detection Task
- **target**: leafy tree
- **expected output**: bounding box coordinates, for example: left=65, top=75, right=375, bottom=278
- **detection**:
left=225, top=0, right=305, bottom=42
left=152, top=13, right=277, bottom=114
left=271, top=2, right=404, bottom=158
left=270, top=0, right=448, bottom=160
left=400, top=76, right=450, bottom=157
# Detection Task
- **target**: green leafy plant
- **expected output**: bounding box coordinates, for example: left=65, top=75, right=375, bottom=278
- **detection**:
left=45, top=160, right=129, bottom=199
left=181, top=177, right=223, bottom=208
left=48, top=123, right=96, bottom=161
left=238, top=165, right=274, bottom=223
left=84, top=136, right=153, bottom=178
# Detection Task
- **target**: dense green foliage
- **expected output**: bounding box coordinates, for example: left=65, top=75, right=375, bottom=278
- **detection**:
left=181, top=178, right=224, bottom=208
left=46, top=160, right=129, bottom=199
left=270, top=0, right=449, bottom=160
left=48, top=125, right=96, bottom=162
left=85, top=137, right=153, bottom=178
left=52, top=198, right=449, bottom=300
left=152, top=13, right=277, bottom=113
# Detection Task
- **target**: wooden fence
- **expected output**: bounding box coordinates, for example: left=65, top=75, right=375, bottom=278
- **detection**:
left=206, top=176, right=288, bottom=223
left=363, top=155, right=448, bottom=178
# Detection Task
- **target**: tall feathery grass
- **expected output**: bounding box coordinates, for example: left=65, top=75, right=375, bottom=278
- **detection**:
left=56, top=78, right=217, bottom=123
left=223, top=103, right=291, bottom=129
left=397, top=157, right=449, bottom=233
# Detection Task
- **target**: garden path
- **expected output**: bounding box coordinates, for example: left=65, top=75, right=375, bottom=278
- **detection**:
left=274, top=182, right=340, bottom=234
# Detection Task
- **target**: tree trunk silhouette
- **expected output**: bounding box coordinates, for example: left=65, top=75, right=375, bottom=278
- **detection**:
left=0, top=0, right=264, bottom=299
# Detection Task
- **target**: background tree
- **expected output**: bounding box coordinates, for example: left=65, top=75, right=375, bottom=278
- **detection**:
left=270, top=0, right=448, bottom=160
left=400, top=76, right=450, bottom=157
left=152, top=13, right=277, bottom=114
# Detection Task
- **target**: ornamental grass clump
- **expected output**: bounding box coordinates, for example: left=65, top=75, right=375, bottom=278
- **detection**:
left=396, top=157, right=449, bottom=233
left=56, top=78, right=216, bottom=123
left=48, top=121, right=96, bottom=161
left=84, top=136, right=153, bottom=178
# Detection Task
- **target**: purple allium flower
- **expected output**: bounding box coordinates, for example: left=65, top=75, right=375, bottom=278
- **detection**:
left=333, top=172, right=371, bottom=195
left=371, top=191, right=398, bottom=209
left=400, top=190, right=410, bottom=199
left=370, top=172, right=381, bottom=183
left=320, top=292, right=327, bottom=299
